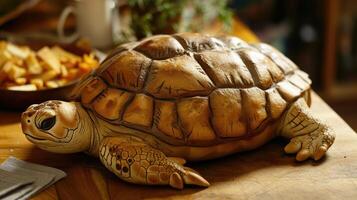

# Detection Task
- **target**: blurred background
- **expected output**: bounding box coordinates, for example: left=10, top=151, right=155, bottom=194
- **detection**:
left=0, top=0, right=356, bottom=130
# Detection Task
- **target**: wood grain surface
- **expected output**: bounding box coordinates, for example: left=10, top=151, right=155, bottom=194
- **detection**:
left=0, top=92, right=356, bottom=200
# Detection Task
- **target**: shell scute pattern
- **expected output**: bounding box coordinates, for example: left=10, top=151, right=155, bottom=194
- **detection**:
left=75, top=33, right=312, bottom=146
left=194, top=51, right=254, bottom=88
left=210, top=89, right=247, bottom=137
left=144, top=54, right=215, bottom=98
left=134, top=35, right=185, bottom=60
left=173, top=33, right=225, bottom=52
left=98, top=50, right=151, bottom=92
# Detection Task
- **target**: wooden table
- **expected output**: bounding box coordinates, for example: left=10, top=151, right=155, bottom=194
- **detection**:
left=1, top=3, right=356, bottom=198
left=0, top=92, right=356, bottom=200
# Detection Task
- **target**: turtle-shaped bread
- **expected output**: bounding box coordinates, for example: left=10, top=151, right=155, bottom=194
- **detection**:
left=21, top=33, right=335, bottom=189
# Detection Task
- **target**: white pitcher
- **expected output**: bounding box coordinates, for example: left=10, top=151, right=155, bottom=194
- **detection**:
left=57, top=0, right=120, bottom=49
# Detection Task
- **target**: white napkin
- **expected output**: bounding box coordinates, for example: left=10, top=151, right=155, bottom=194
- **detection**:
left=0, top=156, right=66, bottom=200
left=0, top=169, right=33, bottom=198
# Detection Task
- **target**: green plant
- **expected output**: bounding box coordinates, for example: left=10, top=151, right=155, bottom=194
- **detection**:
left=127, top=0, right=232, bottom=39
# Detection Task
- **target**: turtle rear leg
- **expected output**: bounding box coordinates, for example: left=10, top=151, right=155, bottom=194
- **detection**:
left=99, top=136, right=209, bottom=189
left=278, top=98, right=335, bottom=161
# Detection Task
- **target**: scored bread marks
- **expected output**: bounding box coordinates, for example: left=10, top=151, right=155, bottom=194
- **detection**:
left=266, top=88, right=287, bottom=119
left=154, top=100, right=183, bottom=139
left=295, top=70, right=312, bottom=84
left=253, top=43, right=297, bottom=74
left=101, top=41, right=139, bottom=64
left=195, top=51, right=254, bottom=87
left=145, top=54, right=215, bottom=98
left=215, top=36, right=250, bottom=50
left=80, top=77, right=107, bottom=104
left=177, top=97, right=216, bottom=142
left=244, top=49, right=285, bottom=83
left=241, top=87, right=268, bottom=130
left=92, top=88, right=132, bottom=120
left=134, top=35, right=185, bottom=60
left=289, top=73, right=310, bottom=91
left=173, top=33, right=224, bottom=52
left=240, top=47, right=285, bottom=83
left=99, top=51, right=151, bottom=91
left=123, top=94, right=154, bottom=127
left=210, top=89, right=247, bottom=137
left=238, top=49, right=273, bottom=89
left=276, top=80, right=302, bottom=101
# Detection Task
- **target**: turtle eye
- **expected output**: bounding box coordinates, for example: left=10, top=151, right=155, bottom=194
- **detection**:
left=40, top=116, right=56, bottom=130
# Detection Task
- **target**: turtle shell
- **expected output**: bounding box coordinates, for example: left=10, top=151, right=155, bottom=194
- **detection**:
left=72, top=33, right=311, bottom=146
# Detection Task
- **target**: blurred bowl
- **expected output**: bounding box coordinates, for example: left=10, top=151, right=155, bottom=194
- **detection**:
left=0, top=34, right=104, bottom=111
left=0, top=81, right=76, bottom=110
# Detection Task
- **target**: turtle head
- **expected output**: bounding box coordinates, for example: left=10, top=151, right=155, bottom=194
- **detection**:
left=21, top=100, right=91, bottom=153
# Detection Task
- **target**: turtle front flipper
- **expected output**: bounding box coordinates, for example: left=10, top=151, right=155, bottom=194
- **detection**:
left=279, top=98, right=335, bottom=161
left=99, top=136, right=210, bottom=189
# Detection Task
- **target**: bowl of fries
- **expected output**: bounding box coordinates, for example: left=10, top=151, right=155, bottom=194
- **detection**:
left=0, top=40, right=102, bottom=110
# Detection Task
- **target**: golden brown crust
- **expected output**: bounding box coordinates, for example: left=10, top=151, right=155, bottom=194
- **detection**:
left=99, top=51, right=151, bottom=91
left=92, top=88, right=133, bottom=120
left=177, top=97, right=216, bottom=143
left=239, top=46, right=285, bottom=83
left=144, top=55, right=215, bottom=98
left=101, top=41, right=139, bottom=64
left=215, top=35, right=250, bottom=50
left=237, top=48, right=274, bottom=89
left=153, top=100, right=183, bottom=139
left=195, top=51, right=254, bottom=88
left=209, top=89, right=247, bottom=137
left=241, top=87, right=268, bottom=131
left=289, top=74, right=310, bottom=91
left=123, top=94, right=154, bottom=127
left=276, top=80, right=302, bottom=101
left=266, top=88, right=287, bottom=119
left=134, top=35, right=185, bottom=60
left=173, top=33, right=224, bottom=52
left=80, top=77, right=107, bottom=105
left=253, top=43, right=297, bottom=74
left=295, top=70, right=312, bottom=85
left=76, top=33, right=313, bottom=145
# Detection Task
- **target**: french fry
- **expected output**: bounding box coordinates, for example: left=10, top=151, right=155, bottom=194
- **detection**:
left=1, top=62, right=26, bottom=82
left=7, top=84, right=37, bottom=91
left=62, top=61, right=77, bottom=68
left=8, top=65, right=26, bottom=81
left=25, top=53, right=42, bottom=75
left=78, top=62, right=92, bottom=73
left=83, top=53, right=99, bottom=68
left=6, top=43, right=30, bottom=59
left=14, top=77, right=27, bottom=85
left=0, top=50, right=12, bottom=67
left=51, top=46, right=81, bottom=63
left=0, top=61, right=13, bottom=83
left=37, top=47, right=61, bottom=73
left=60, top=64, right=68, bottom=78
left=30, top=78, right=44, bottom=89
left=49, top=79, right=67, bottom=88
left=0, top=40, right=99, bottom=90
left=56, top=79, right=66, bottom=86
left=12, top=56, right=24, bottom=66
left=45, top=81, right=58, bottom=88
left=66, top=68, right=79, bottom=80
left=36, top=70, right=58, bottom=81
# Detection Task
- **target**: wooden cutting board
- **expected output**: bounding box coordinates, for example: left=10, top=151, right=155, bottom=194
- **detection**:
left=0, top=92, right=356, bottom=200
